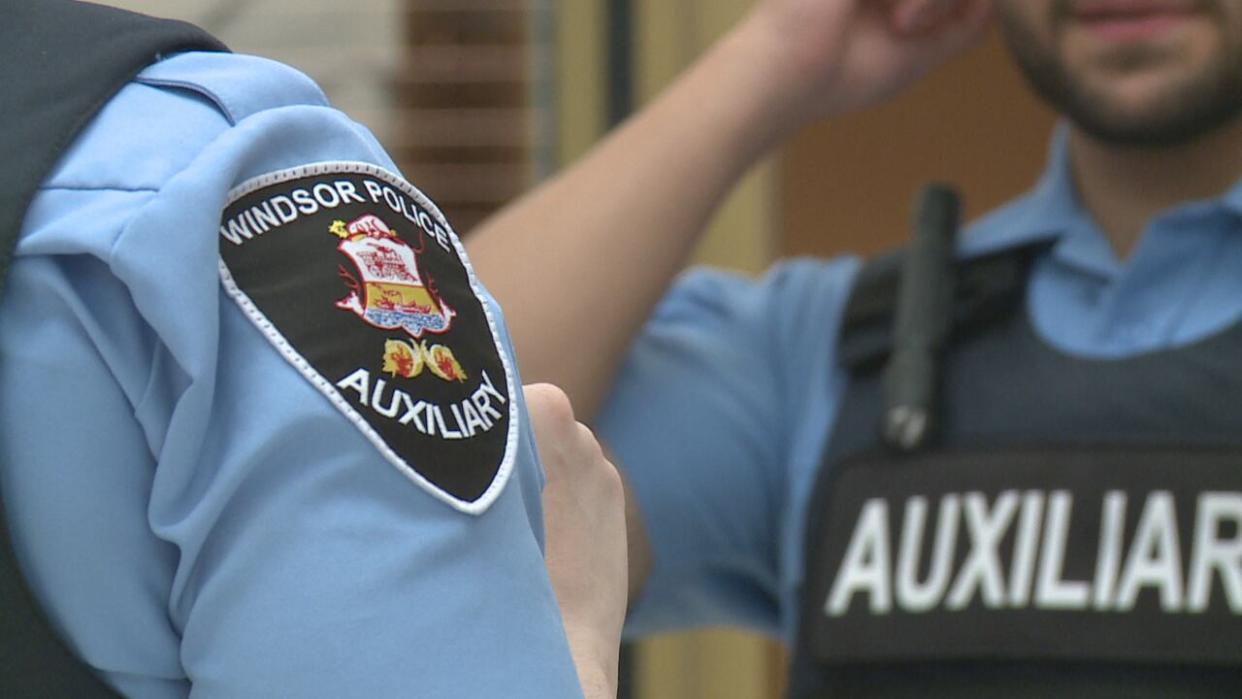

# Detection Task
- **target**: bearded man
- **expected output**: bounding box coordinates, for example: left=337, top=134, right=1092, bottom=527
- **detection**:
left=469, top=1, right=1242, bottom=695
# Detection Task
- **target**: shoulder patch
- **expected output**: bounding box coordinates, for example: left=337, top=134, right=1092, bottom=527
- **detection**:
left=218, top=162, right=518, bottom=514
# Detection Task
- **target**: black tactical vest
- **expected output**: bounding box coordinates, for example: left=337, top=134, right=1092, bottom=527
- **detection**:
left=788, top=238, right=1242, bottom=697
left=0, top=1, right=225, bottom=694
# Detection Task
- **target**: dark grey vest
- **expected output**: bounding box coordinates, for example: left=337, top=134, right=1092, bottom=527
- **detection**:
left=789, top=243, right=1242, bottom=697
left=0, top=1, right=225, bottom=694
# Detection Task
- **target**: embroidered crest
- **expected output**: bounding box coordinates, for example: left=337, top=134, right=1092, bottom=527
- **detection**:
left=331, top=214, right=456, bottom=337
left=218, top=163, right=517, bottom=513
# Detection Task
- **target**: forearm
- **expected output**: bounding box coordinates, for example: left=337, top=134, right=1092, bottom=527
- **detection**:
left=467, top=17, right=804, bottom=419
left=567, top=626, right=619, bottom=699
left=468, top=1, right=993, bottom=419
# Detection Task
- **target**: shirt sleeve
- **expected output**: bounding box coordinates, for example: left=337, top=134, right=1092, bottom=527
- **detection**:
left=597, top=262, right=850, bottom=639
left=1, top=52, right=581, bottom=698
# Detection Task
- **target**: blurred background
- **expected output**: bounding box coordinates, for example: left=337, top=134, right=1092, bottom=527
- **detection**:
left=107, top=1, right=1057, bottom=696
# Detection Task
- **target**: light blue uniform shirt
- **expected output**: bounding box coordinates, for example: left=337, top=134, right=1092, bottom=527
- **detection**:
left=0, top=53, right=582, bottom=697
left=598, top=127, right=1242, bottom=644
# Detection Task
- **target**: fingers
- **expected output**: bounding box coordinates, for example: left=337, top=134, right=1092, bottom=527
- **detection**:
left=524, top=383, right=615, bottom=486
left=883, top=0, right=993, bottom=77
left=891, top=0, right=993, bottom=35
left=525, top=383, right=582, bottom=467
left=529, top=381, right=627, bottom=698
left=525, top=382, right=577, bottom=429
left=892, top=0, right=959, bottom=33
left=912, top=0, right=993, bottom=63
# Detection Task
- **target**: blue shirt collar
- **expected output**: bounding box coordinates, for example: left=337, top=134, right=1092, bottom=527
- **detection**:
left=959, top=124, right=1084, bottom=259
left=961, top=124, right=1242, bottom=280
left=1223, top=177, right=1242, bottom=217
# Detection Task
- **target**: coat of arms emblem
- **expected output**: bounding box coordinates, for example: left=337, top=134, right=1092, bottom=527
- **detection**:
left=331, top=214, right=456, bottom=338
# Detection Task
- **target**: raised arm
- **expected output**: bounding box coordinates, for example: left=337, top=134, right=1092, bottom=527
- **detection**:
left=467, top=0, right=993, bottom=419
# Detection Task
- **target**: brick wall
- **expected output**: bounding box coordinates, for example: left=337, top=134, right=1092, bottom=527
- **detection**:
left=107, top=0, right=538, bottom=235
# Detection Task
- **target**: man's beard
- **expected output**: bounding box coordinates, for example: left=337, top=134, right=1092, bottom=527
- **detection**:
left=998, top=1, right=1242, bottom=148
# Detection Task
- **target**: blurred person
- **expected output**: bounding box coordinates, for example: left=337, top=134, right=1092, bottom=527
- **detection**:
left=468, top=0, right=1242, bottom=695
left=1, top=1, right=625, bottom=696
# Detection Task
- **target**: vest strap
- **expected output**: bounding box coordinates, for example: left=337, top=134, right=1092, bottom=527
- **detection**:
left=838, top=240, right=1047, bottom=373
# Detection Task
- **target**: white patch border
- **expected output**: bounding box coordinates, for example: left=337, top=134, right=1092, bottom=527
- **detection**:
left=217, top=161, right=520, bottom=515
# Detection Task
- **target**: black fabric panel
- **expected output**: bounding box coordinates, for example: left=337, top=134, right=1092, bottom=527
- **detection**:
left=0, top=1, right=225, bottom=694
left=788, top=660, right=1242, bottom=699
left=0, top=0, right=227, bottom=296
left=789, top=242, right=1242, bottom=697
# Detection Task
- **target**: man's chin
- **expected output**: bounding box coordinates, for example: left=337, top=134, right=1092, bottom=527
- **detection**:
left=1000, top=0, right=1242, bottom=147
left=1061, top=68, right=1242, bottom=146
left=1068, top=101, right=1242, bottom=148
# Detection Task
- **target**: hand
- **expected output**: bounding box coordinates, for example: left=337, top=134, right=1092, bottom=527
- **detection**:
left=525, top=384, right=627, bottom=699
left=739, top=0, right=994, bottom=123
